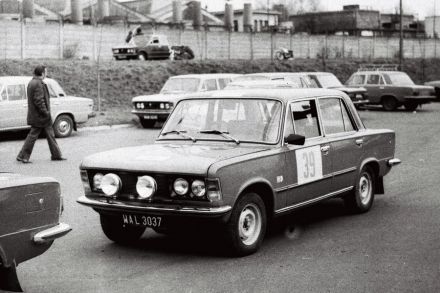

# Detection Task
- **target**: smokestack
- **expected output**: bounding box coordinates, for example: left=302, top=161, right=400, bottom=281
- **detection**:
left=192, top=1, right=202, bottom=30
left=22, top=0, right=34, bottom=18
left=224, top=2, right=233, bottom=31
left=98, top=0, right=110, bottom=20
left=172, top=0, right=183, bottom=23
left=243, top=3, right=252, bottom=32
left=71, top=0, right=83, bottom=25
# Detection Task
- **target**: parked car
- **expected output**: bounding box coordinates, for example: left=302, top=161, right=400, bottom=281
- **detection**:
left=346, top=70, right=436, bottom=111
left=0, top=172, right=71, bottom=292
left=423, top=80, right=440, bottom=101
left=234, top=72, right=313, bottom=88
left=78, top=88, right=401, bottom=256
left=305, top=72, right=369, bottom=107
left=0, top=76, right=94, bottom=138
left=132, top=74, right=239, bottom=128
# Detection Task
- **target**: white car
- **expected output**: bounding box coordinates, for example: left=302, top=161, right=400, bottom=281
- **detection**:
left=131, top=74, right=239, bottom=128
left=0, top=76, right=94, bottom=138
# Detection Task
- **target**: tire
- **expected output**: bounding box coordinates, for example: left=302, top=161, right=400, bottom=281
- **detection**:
left=138, top=52, right=147, bottom=61
left=344, top=166, right=375, bottom=213
left=404, top=102, right=418, bottom=111
left=53, top=114, right=74, bottom=138
left=275, top=51, right=284, bottom=60
left=139, top=118, right=156, bottom=128
left=381, top=96, right=398, bottom=111
left=100, top=214, right=145, bottom=244
left=224, top=193, right=266, bottom=256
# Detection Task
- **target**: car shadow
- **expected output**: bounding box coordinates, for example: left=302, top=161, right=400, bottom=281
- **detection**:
left=0, top=130, right=29, bottom=142
left=107, top=198, right=353, bottom=258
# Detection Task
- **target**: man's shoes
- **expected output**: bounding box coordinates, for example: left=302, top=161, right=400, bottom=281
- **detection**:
left=51, top=157, right=67, bottom=161
left=16, top=157, right=31, bottom=164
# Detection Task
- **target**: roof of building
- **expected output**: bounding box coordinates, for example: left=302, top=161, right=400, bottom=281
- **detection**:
left=213, top=9, right=281, bottom=16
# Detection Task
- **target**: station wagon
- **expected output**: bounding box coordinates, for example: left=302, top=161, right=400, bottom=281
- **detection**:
left=78, top=88, right=400, bottom=256
left=0, top=76, right=94, bottom=138
left=131, top=74, right=239, bottom=128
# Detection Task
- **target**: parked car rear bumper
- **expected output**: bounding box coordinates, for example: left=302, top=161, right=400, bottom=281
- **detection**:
left=33, top=223, right=72, bottom=244
left=403, top=96, right=436, bottom=104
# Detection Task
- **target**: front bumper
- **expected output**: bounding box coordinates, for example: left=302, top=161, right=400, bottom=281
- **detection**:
left=77, top=195, right=232, bottom=218
left=403, top=96, right=436, bottom=104
left=387, top=158, right=401, bottom=167
left=33, top=223, right=72, bottom=244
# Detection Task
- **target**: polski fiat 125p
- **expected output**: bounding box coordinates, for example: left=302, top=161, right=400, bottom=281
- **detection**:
left=77, top=88, right=400, bottom=256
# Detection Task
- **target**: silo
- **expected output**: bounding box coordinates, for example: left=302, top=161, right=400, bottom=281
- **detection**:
left=224, top=2, right=233, bottom=31
left=71, top=0, right=83, bottom=25
left=22, top=0, right=34, bottom=18
left=243, top=3, right=253, bottom=32
left=192, top=1, right=202, bottom=30
left=172, top=0, right=183, bottom=23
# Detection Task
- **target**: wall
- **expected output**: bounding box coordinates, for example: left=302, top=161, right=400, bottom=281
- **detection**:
left=1, top=20, right=440, bottom=61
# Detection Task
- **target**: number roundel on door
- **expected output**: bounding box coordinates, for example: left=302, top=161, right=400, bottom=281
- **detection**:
left=295, top=145, right=323, bottom=185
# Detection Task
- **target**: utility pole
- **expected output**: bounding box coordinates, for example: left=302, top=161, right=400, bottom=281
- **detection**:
left=399, top=0, right=403, bottom=70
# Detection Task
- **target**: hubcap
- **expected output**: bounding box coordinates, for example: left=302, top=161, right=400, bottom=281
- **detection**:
left=58, top=120, right=70, bottom=134
left=238, top=203, right=262, bottom=246
left=359, top=173, right=372, bottom=205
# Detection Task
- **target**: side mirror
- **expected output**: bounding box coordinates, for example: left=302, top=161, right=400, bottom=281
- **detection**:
left=284, top=134, right=305, bottom=145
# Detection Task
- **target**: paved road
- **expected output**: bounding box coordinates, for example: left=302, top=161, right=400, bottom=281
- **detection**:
left=1, top=104, right=439, bottom=293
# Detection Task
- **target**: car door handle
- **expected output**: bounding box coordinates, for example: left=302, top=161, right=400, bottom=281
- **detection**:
left=321, top=145, right=330, bottom=155
left=355, top=139, right=364, bottom=146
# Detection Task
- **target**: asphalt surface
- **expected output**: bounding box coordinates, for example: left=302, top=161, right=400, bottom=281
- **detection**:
left=1, top=104, right=439, bottom=293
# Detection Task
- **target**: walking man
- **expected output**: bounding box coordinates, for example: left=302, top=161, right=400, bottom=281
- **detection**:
left=16, top=65, right=66, bottom=163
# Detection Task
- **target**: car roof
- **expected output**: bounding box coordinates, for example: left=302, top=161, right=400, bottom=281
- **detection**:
left=226, top=80, right=304, bottom=89
left=182, top=88, right=345, bottom=102
left=169, top=74, right=240, bottom=79
left=0, top=76, right=32, bottom=83
left=301, top=72, right=335, bottom=75
left=244, top=72, right=308, bottom=77
left=353, top=71, right=405, bottom=75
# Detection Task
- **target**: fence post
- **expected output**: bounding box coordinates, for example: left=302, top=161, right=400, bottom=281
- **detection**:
left=372, top=34, right=376, bottom=60
left=92, top=25, right=97, bottom=62
left=58, top=20, right=63, bottom=59
left=307, top=35, right=311, bottom=58
left=228, top=30, right=231, bottom=60
left=270, top=32, right=274, bottom=61
left=358, top=36, right=361, bottom=59
left=204, top=28, right=208, bottom=60
left=21, top=20, right=25, bottom=60
left=342, top=35, right=345, bottom=60
left=250, top=31, right=254, bottom=60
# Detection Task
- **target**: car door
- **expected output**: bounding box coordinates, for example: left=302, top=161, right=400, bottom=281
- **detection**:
left=0, top=83, right=27, bottom=128
left=318, top=97, right=363, bottom=192
left=283, top=99, right=333, bottom=207
left=363, top=74, right=384, bottom=104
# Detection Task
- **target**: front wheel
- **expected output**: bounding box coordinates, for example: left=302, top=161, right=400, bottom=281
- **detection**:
left=53, top=114, right=74, bottom=138
left=381, top=96, right=398, bottom=111
left=275, top=51, right=284, bottom=60
left=100, top=214, right=145, bottom=244
left=344, top=166, right=375, bottom=213
left=225, top=193, right=266, bottom=256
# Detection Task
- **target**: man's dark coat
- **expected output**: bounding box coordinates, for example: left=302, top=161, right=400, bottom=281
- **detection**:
left=27, top=77, right=52, bottom=127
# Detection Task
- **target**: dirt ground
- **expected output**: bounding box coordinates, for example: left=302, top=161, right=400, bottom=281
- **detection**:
left=1, top=58, right=439, bottom=126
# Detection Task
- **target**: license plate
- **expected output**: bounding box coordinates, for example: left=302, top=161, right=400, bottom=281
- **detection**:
left=143, top=115, right=158, bottom=120
left=122, top=214, right=162, bottom=228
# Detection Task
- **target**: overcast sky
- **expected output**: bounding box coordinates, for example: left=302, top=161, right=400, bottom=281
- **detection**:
left=201, top=0, right=438, bottom=19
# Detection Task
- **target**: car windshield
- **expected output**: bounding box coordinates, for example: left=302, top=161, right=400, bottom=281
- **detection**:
left=314, top=74, right=343, bottom=87
left=161, top=78, right=200, bottom=94
left=45, top=79, right=67, bottom=98
left=234, top=75, right=271, bottom=82
left=383, top=73, right=415, bottom=85
left=160, top=98, right=283, bottom=144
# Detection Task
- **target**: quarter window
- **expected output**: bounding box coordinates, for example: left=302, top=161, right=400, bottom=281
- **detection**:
left=319, top=98, right=355, bottom=135
left=348, top=74, right=365, bottom=86
left=203, top=79, right=218, bottom=91
left=0, top=86, right=6, bottom=102
left=290, top=100, right=321, bottom=139
left=218, top=78, right=231, bottom=89
left=367, top=75, right=380, bottom=85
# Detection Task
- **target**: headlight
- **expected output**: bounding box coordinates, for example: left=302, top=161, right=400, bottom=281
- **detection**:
left=173, top=178, right=189, bottom=195
left=191, top=180, right=206, bottom=198
left=160, top=103, right=165, bottom=109
left=136, top=175, right=157, bottom=199
left=165, top=103, right=170, bottom=109
left=93, top=173, right=104, bottom=190
left=101, top=173, right=122, bottom=196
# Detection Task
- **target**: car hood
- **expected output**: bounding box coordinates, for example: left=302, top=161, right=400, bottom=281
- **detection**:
left=81, top=143, right=269, bottom=175
left=64, top=96, right=93, bottom=103
left=327, top=86, right=367, bottom=94
left=132, top=93, right=190, bottom=103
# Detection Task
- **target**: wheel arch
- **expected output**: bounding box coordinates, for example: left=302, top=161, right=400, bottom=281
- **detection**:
left=54, top=112, right=76, bottom=131
left=236, top=179, right=275, bottom=221
left=360, top=159, right=384, bottom=194
left=380, top=94, right=399, bottom=103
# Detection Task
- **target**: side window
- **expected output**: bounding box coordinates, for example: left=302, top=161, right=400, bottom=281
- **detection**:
left=6, top=84, right=26, bottom=101
left=367, top=74, right=380, bottom=85
left=379, top=75, right=385, bottom=85
left=308, top=75, right=320, bottom=88
left=0, top=87, right=7, bottom=102
left=203, top=79, right=218, bottom=91
left=47, top=83, right=58, bottom=98
left=348, top=74, right=365, bottom=86
left=319, top=98, right=355, bottom=135
left=218, top=78, right=228, bottom=89
left=291, top=100, right=321, bottom=139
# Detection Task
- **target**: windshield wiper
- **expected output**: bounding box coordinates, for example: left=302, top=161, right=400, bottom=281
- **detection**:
left=199, top=130, right=240, bottom=144
left=160, top=130, right=196, bottom=142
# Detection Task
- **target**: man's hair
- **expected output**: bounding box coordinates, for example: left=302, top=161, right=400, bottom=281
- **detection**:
left=34, top=65, right=46, bottom=77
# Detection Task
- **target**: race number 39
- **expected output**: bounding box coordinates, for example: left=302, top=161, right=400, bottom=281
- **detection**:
left=295, top=146, right=323, bottom=185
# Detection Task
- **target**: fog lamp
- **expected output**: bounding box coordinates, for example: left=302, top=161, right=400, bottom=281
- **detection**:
left=173, top=178, right=189, bottom=195
left=191, top=180, right=206, bottom=198
left=206, top=179, right=222, bottom=201
left=136, top=175, right=157, bottom=199
left=101, top=173, right=122, bottom=196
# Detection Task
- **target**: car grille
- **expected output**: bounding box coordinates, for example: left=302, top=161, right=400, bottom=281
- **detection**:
left=134, top=102, right=164, bottom=110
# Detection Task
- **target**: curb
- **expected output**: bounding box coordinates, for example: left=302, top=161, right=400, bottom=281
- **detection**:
left=78, top=123, right=134, bottom=132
